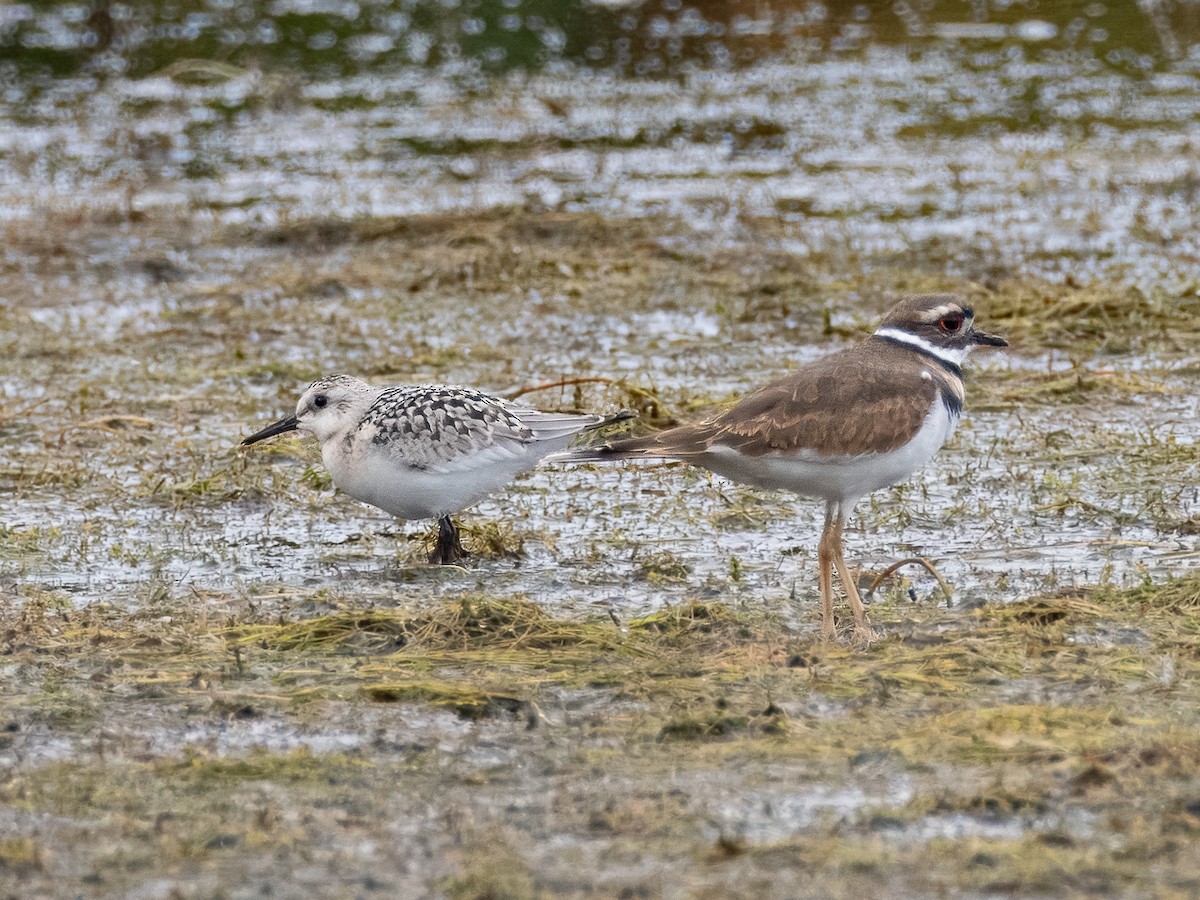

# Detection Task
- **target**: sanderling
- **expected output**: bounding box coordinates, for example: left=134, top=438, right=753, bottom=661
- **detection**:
left=242, top=374, right=625, bottom=564
left=566, top=295, right=1007, bottom=642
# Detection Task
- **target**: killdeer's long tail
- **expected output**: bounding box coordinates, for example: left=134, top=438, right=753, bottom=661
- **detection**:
left=566, top=421, right=714, bottom=462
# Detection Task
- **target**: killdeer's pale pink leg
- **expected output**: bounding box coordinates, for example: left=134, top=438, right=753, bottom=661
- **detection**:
left=817, top=503, right=839, bottom=641
left=828, top=513, right=877, bottom=645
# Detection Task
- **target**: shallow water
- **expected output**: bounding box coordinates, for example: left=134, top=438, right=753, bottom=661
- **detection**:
left=4, top=352, right=1197, bottom=624
left=4, top=2, right=1200, bottom=288
left=3, top=4, right=1200, bottom=896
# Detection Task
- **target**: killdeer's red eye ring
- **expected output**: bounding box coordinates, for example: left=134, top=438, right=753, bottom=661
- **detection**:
left=939, top=315, right=963, bottom=332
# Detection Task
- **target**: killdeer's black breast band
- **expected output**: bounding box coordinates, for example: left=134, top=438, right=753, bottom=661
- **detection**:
left=940, top=386, right=963, bottom=419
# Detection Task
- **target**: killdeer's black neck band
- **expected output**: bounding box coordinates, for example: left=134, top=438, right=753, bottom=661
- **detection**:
left=874, top=333, right=964, bottom=380
left=940, top=387, right=963, bottom=418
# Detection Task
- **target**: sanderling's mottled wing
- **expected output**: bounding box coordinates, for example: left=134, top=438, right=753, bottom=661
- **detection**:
left=354, top=384, right=537, bottom=473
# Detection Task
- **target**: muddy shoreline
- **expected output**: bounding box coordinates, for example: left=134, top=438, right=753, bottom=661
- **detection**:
left=4, top=2, right=1200, bottom=893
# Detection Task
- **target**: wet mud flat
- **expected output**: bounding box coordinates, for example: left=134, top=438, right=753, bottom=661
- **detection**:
left=1, top=205, right=1198, bottom=897
left=3, top=4, right=1200, bottom=891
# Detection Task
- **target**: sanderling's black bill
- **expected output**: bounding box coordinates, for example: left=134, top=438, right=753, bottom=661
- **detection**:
left=241, top=414, right=299, bottom=446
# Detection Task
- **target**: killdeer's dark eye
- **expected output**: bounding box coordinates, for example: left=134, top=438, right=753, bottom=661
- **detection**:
left=314, top=394, right=328, bottom=409
left=939, top=315, right=964, bottom=332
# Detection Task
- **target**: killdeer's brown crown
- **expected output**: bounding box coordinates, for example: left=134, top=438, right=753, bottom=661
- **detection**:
left=875, top=294, right=1009, bottom=359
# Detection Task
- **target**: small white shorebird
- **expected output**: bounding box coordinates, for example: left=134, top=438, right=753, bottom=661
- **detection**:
left=242, top=374, right=623, bottom=564
left=567, top=295, right=1007, bottom=642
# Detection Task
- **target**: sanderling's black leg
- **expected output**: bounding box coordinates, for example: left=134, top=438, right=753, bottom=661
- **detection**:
left=431, top=515, right=468, bottom=565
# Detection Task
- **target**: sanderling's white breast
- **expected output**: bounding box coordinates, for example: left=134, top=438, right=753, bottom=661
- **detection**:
left=242, top=374, right=620, bottom=564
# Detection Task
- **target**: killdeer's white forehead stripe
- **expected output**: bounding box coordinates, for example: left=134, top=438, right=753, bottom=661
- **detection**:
left=873, top=326, right=968, bottom=366
left=918, top=303, right=966, bottom=324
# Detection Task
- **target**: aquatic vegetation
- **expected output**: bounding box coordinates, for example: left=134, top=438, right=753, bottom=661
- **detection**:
left=4, top=578, right=1200, bottom=893
left=3, top=2, right=1200, bottom=890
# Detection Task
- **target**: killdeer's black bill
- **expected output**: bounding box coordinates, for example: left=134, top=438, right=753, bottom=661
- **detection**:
left=241, top=414, right=299, bottom=446
left=971, top=329, right=1008, bottom=347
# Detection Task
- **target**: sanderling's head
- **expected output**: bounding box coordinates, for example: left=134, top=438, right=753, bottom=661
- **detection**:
left=242, top=374, right=372, bottom=447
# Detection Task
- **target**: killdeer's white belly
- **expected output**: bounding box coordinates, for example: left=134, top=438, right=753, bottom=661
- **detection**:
left=703, top=397, right=956, bottom=504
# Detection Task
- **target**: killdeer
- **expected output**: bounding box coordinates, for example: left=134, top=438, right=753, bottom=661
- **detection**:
left=568, top=295, right=1007, bottom=642
left=242, top=375, right=625, bottom=564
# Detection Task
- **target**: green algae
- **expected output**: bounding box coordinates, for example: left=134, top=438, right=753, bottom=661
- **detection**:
left=7, top=579, right=1200, bottom=895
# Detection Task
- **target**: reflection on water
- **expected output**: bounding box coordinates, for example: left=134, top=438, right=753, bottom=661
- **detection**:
left=3, top=10, right=1199, bottom=289
left=1, top=1, right=1195, bottom=86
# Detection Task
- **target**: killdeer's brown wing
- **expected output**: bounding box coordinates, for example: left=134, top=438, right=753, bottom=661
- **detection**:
left=585, top=342, right=949, bottom=461
left=705, top=349, right=941, bottom=457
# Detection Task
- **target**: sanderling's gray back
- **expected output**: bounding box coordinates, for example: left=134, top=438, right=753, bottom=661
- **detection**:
left=242, top=374, right=621, bottom=564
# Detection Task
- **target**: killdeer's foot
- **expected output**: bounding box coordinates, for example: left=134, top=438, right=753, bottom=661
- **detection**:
left=851, top=623, right=882, bottom=647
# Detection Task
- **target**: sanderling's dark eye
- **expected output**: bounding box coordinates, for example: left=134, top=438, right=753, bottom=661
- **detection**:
left=939, top=315, right=964, bottom=332
left=314, top=394, right=328, bottom=409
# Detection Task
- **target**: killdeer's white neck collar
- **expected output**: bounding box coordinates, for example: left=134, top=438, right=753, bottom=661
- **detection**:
left=873, top=326, right=967, bottom=376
